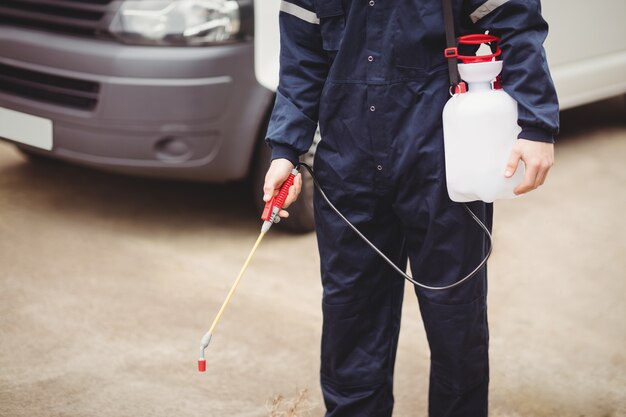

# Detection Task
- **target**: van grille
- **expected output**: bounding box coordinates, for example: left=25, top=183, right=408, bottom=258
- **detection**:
left=0, top=63, right=100, bottom=110
left=0, top=0, right=116, bottom=37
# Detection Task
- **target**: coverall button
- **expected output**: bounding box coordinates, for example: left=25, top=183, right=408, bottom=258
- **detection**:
left=367, top=55, right=374, bottom=62
left=377, top=165, right=383, bottom=171
left=370, top=106, right=375, bottom=112
left=369, top=0, right=375, bottom=5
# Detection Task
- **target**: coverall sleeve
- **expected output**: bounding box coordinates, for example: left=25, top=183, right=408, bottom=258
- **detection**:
left=265, top=0, right=330, bottom=166
left=463, top=0, right=560, bottom=142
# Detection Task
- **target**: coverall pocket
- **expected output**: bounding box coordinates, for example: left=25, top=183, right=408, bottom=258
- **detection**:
left=314, top=0, right=345, bottom=51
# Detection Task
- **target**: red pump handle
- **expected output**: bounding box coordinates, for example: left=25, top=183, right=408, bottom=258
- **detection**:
left=261, top=171, right=296, bottom=222
left=458, top=34, right=500, bottom=45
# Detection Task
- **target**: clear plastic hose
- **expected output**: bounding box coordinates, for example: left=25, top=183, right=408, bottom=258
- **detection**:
left=299, top=163, right=492, bottom=291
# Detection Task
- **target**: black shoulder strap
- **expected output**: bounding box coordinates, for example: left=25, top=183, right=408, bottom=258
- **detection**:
left=442, top=0, right=460, bottom=88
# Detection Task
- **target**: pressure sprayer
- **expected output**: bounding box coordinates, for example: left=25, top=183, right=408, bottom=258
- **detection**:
left=442, top=34, right=524, bottom=202
left=198, top=164, right=492, bottom=372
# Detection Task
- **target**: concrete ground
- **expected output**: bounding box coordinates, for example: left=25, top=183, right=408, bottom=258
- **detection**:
left=0, top=98, right=624, bottom=417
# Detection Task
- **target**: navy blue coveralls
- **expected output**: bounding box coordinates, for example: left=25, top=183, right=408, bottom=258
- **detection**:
left=266, top=0, right=559, bottom=415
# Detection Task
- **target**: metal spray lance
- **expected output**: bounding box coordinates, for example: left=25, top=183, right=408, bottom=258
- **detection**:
left=197, top=168, right=298, bottom=372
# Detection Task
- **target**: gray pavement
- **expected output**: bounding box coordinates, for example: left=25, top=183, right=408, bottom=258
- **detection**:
left=0, top=98, right=624, bottom=417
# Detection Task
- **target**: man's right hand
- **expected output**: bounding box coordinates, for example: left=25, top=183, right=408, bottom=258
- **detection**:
left=263, top=158, right=302, bottom=218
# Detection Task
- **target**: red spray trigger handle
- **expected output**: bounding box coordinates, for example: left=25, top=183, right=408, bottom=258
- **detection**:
left=261, top=168, right=298, bottom=224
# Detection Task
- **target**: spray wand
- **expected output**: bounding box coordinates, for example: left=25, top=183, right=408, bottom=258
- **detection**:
left=198, top=168, right=298, bottom=372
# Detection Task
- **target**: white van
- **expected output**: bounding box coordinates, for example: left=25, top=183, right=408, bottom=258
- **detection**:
left=0, top=0, right=624, bottom=231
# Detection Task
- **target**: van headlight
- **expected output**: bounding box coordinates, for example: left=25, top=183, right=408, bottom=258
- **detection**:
left=108, top=0, right=242, bottom=45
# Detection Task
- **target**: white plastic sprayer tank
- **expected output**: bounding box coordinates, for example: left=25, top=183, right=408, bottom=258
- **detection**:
left=442, top=60, right=525, bottom=202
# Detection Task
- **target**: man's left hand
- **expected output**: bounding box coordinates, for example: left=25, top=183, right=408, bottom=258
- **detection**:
left=504, top=138, right=555, bottom=195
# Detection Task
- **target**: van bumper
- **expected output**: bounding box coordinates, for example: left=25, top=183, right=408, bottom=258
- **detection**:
left=0, top=27, right=274, bottom=182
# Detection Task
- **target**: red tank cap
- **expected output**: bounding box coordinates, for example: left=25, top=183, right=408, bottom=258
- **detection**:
left=198, top=359, right=206, bottom=372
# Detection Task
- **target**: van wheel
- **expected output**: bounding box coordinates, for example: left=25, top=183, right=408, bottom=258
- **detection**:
left=252, top=132, right=319, bottom=234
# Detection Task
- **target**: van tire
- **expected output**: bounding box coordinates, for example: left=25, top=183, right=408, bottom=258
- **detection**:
left=252, top=139, right=316, bottom=234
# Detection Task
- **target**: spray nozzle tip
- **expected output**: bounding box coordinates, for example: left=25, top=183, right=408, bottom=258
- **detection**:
left=198, top=359, right=206, bottom=372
